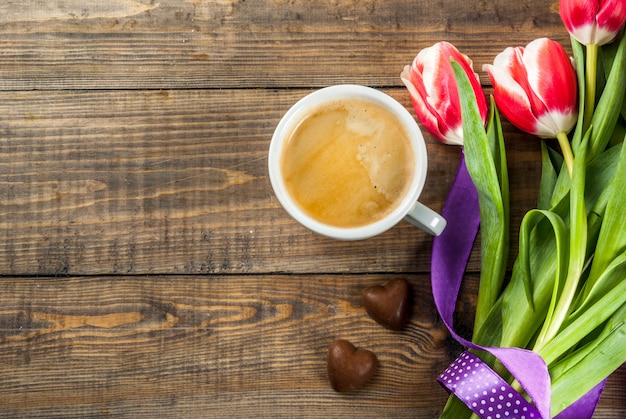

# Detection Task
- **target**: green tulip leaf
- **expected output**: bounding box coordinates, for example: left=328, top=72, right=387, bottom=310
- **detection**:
left=518, top=209, right=568, bottom=313
left=451, top=60, right=509, bottom=336
left=585, top=135, right=626, bottom=295
left=538, top=141, right=562, bottom=210
left=588, top=30, right=626, bottom=159
left=549, top=305, right=625, bottom=417
left=534, top=126, right=590, bottom=351
left=540, top=261, right=626, bottom=366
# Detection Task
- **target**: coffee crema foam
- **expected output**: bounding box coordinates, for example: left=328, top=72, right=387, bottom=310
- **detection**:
left=281, top=98, right=415, bottom=228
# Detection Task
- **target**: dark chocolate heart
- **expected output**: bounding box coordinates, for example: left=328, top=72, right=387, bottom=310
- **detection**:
left=362, top=278, right=412, bottom=330
left=326, top=339, right=378, bottom=392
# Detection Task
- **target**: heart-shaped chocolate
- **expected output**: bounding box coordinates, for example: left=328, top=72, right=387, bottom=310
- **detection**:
left=326, top=339, right=378, bottom=392
left=362, top=278, right=412, bottom=330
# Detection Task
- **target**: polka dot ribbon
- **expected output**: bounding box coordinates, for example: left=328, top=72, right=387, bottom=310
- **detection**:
left=438, top=351, right=540, bottom=419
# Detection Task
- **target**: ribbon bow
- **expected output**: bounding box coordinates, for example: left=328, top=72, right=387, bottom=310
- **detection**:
left=431, top=153, right=605, bottom=419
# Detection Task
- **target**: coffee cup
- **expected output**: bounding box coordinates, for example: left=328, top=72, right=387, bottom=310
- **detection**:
left=268, top=85, right=446, bottom=240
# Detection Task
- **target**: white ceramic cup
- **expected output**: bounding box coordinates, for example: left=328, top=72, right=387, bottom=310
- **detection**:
left=268, top=85, right=446, bottom=240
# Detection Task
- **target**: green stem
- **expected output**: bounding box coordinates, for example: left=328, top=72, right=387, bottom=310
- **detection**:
left=583, top=43, right=598, bottom=130
left=556, top=131, right=574, bottom=178
left=535, top=131, right=589, bottom=353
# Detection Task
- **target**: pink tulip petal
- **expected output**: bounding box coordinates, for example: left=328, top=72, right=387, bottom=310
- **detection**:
left=597, top=0, right=626, bottom=43
left=485, top=48, right=544, bottom=135
left=485, top=64, right=541, bottom=135
left=536, top=111, right=579, bottom=138
left=418, top=44, right=464, bottom=134
left=560, top=0, right=598, bottom=33
left=598, top=0, right=626, bottom=31
left=401, top=65, right=456, bottom=144
left=568, top=22, right=599, bottom=45
left=561, top=0, right=626, bottom=45
left=593, top=25, right=623, bottom=45
left=504, top=47, right=550, bottom=121
left=485, top=38, right=578, bottom=138
left=402, top=41, right=487, bottom=146
left=448, top=47, right=489, bottom=125
left=523, top=38, right=578, bottom=126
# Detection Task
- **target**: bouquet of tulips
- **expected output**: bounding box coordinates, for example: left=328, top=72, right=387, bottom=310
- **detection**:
left=402, top=1, right=626, bottom=417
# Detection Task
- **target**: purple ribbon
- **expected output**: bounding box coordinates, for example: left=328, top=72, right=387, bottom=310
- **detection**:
left=431, top=152, right=604, bottom=418
left=439, top=351, right=540, bottom=418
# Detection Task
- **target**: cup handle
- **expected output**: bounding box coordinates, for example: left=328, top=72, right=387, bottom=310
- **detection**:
left=404, top=202, right=447, bottom=236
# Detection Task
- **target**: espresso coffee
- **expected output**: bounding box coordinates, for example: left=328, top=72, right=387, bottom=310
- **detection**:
left=280, top=98, right=415, bottom=228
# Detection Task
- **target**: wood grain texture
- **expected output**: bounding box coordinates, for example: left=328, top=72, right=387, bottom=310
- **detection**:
left=0, top=274, right=451, bottom=417
left=0, top=88, right=541, bottom=275
left=0, top=0, right=623, bottom=417
left=0, top=0, right=570, bottom=90
left=0, top=274, right=622, bottom=417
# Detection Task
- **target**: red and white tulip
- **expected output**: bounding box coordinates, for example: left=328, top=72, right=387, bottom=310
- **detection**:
left=482, top=38, right=578, bottom=139
left=560, top=0, right=626, bottom=46
left=401, top=41, right=487, bottom=146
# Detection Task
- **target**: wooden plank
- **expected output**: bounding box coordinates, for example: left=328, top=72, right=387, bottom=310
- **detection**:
left=0, top=88, right=542, bottom=275
left=0, top=0, right=570, bottom=90
left=0, top=274, right=453, bottom=417
left=0, top=274, right=622, bottom=417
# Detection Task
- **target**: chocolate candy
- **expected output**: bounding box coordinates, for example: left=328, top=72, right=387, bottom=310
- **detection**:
left=326, top=339, right=378, bottom=392
left=362, top=278, right=412, bottom=330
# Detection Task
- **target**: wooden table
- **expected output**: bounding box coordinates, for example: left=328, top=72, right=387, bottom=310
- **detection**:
left=0, top=1, right=623, bottom=417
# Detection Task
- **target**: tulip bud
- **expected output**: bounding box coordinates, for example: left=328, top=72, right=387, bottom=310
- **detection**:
left=401, top=41, right=487, bottom=146
left=560, top=0, right=626, bottom=46
left=483, top=38, right=578, bottom=139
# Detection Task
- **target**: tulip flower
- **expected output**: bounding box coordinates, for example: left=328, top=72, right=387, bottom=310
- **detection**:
left=560, top=0, right=626, bottom=46
left=560, top=0, right=626, bottom=126
left=401, top=41, right=487, bottom=146
left=483, top=38, right=578, bottom=176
